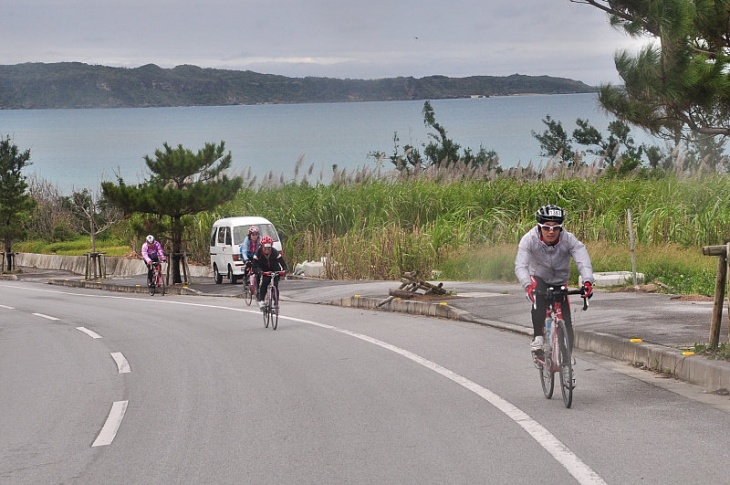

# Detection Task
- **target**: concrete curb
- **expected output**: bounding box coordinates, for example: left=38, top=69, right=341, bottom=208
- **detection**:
left=335, top=296, right=730, bottom=391
left=47, top=278, right=201, bottom=296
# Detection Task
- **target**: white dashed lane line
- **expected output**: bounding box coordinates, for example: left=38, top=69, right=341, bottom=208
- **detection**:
left=92, top=400, right=129, bottom=447
left=2, top=296, right=131, bottom=447
left=110, top=352, right=131, bottom=374
left=32, top=312, right=59, bottom=321
left=76, top=326, right=103, bottom=339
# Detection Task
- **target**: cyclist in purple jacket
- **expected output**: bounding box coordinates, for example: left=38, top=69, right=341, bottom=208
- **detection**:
left=515, top=205, right=594, bottom=353
left=142, top=234, right=166, bottom=287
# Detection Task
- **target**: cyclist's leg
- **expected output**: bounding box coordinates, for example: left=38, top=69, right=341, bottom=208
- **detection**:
left=147, top=264, right=154, bottom=286
left=147, top=255, right=159, bottom=286
left=530, top=299, right=548, bottom=338
left=530, top=276, right=550, bottom=338
left=258, top=275, right=270, bottom=307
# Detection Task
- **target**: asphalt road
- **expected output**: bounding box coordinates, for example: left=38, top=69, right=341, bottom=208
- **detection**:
left=2, top=280, right=730, bottom=484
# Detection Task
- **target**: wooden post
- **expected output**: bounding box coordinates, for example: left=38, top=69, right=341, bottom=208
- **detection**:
left=727, top=242, right=730, bottom=345
left=704, top=244, right=728, bottom=348
left=627, top=209, right=639, bottom=289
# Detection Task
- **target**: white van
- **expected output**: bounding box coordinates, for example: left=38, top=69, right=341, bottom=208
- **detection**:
left=209, top=216, right=282, bottom=284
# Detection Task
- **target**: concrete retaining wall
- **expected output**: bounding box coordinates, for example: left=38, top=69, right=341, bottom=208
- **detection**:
left=16, top=252, right=212, bottom=278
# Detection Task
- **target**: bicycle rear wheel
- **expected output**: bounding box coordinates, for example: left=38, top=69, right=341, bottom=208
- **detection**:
left=271, top=286, right=279, bottom=330
left=558, top=324, right=574, bottom=408
left=539, top=352, right=554, bottom=399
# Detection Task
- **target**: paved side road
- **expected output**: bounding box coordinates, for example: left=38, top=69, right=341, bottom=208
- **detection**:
left=5, top=267, right=730, bottom=393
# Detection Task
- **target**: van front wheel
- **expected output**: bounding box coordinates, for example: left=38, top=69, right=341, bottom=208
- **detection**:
left=213, top=265, right=223, bottom=284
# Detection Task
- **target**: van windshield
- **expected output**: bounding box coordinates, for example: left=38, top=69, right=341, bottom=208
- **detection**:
left=232, top=224, right=279, bottom=245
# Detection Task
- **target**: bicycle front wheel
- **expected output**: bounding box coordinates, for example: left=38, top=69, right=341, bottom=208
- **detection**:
left=149, top=272, right=156, bottom=296
left=243, top=284, right=252, bottom=305
left=558, top=324, right=574, bottom=408
left=263, top=291, right=270, bottom=328
left=271, top=286, right=279, bottom=330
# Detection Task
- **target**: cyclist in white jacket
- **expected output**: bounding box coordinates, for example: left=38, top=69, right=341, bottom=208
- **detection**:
left=515, top=204, right=594, bottom=353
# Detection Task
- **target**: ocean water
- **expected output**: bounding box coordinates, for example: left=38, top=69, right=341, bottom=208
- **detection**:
left=0, top=93, right=661, bottom=194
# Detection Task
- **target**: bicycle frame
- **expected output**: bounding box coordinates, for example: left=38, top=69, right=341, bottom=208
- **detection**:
left=149, top=261, right=166, bottom=296
left=261, top=270, right=285, bottom=330
left=532, top=286, right=587, bottom=408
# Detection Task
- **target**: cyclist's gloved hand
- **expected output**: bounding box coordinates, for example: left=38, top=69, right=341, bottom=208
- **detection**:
left=582, top=281, right=593, bottom=299
left=525, top=276, right=537, bottom=303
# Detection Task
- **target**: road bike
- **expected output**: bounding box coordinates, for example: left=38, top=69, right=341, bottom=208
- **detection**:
left=242, top=261, right=254, bottom=306
left=532, top=286, right=588, bottom=408
left=261, top=270, right=286, bottom=330
left=148, top=261, right=166, bottom=296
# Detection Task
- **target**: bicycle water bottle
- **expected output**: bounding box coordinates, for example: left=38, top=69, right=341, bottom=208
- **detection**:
left=545, top=318, right=553, bottom=349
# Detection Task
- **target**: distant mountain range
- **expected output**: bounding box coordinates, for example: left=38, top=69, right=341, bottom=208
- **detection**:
left=0, top=62, right=596, bottom=109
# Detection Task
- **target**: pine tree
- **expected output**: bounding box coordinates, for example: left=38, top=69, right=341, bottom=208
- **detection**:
left=575, top=0, right=730, bottom=141
left=0, top=136, right=35, bottom=272
left=102, top=141, right=243, bottom=284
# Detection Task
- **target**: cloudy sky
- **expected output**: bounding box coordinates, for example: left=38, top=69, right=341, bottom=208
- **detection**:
left=3, top=0, right=649, bottom=86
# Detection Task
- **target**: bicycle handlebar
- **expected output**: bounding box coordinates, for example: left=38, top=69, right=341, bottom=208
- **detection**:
left=533, top=285, right=589, bottom=311
left=261, top=270, right=286, bottom=277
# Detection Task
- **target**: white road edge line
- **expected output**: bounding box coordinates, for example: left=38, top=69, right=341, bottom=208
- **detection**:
left=92, top=400, right=128, bottom=447
left=76, top=326, right=103, bottom=339
left=2, top=284, right=606, bottom=482
left=32, top=312, right=59, bottom=321
left=288, top=316, right=608, bottom=485
left=0, top=304, right=13, bottom=309
left=110, top=352, right=131, bottom=374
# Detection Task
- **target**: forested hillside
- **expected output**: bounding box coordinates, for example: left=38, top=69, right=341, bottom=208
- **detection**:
left=0, top=62, right=596, bottom=109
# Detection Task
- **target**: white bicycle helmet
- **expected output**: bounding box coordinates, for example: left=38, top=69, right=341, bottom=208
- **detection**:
left=146, top=234, right=155, bottom=244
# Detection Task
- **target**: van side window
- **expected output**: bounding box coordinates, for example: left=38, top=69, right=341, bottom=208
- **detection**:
left=218, top=227, right=227, bottom=245
left=210, top=228, right=217, bottom=247
left=225, top=228, right=232, bottom=245
left=233, top=226, right=248, bottom=245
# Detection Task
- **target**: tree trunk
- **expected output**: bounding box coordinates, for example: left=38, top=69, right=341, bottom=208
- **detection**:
left=171, top=216, right=183, bottom=284
left=3, top=241, right=13, bottom=272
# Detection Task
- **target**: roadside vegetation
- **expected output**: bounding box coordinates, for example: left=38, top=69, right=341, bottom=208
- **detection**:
left=7, top=100, right=730, bottom=298
left=13, top=171, right=723, bottom=298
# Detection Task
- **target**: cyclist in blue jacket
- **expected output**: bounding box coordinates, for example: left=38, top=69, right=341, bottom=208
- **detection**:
left=240, top=226, right=261, bottom=291
left=515, top=205, right=594, bottom=353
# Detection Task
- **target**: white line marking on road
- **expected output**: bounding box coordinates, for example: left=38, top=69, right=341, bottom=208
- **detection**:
left=32, top=312, right=59, bottom=320
left=1, top=283, right=606, bottom=482
left=0, top=304, right=13, bottom=309
left=110, top=352, right=131, bottom=373
left=76, top=326, right=103, bottom=339
left=92, top=400, right=128, bottom=447
left=287, top=316, right=608, bottom=485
